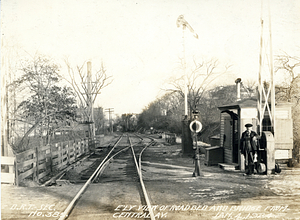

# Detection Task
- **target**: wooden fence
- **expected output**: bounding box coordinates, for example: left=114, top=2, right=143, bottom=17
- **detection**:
left=1, top=156, right=15, bottom=184
left=1, top=138, right=92, bottom=186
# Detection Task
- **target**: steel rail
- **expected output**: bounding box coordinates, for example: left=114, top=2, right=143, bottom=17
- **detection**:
left=58, top=134, right=124, bottom=220
left=128, top=137, right=156, bottom=220
left=134, top=133, right=144, bottom=141
left=92, top=137, right=144, bottom=181
left=92, top=146, right=130, bottom=181
left=138, top=141, right=154, bottom=174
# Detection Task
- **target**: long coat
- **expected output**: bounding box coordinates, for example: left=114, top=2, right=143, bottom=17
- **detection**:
left=240, top=130, right=258, bottom=165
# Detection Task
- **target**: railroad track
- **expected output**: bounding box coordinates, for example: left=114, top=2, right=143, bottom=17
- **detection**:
left=57, top=133, right=157, bottom=220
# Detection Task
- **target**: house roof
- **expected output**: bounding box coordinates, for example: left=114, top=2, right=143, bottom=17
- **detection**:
left=218, top=98, right=257, bottom=111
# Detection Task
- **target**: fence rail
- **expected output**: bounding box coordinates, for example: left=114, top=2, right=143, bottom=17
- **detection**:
left=1, top=156, right=15, bottom=184
left=1, top=137, right=97, bottom=186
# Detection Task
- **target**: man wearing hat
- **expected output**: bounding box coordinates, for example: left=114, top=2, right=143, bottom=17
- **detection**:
left=240, top=123, right=258, bottom=175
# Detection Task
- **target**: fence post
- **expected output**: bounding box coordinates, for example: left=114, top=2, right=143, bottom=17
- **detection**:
left=59, top=142, right=62, bottom=166
left=83, top=139, right=85, bottom=154
left=49, top=144, right=53, bottom=172
left=79, top=140, right=81, bottom=156
left=15, top=159, right=19, bottom=186
left=82, top=139, right=85, bottom=154
left=73, top=141, right=76, bottom=161
left=85, top=138, right=90, bottom=153
left=67, top=140, right=70, bottom=165
left=52, top=143, right=57, bottom=171
left=34, top=147, right=39, bottom=182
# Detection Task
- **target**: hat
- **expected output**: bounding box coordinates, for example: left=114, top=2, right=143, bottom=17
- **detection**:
left=245, top=123, right=253, bottom=128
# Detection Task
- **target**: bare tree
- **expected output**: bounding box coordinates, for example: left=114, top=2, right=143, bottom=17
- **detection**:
left=275, top=52, right=300, bottom=164
left=64, top=60, right=113, bottom=137
left=167, top=57, right=232, bottom=118
left=275, top=53, right=300, bottom=103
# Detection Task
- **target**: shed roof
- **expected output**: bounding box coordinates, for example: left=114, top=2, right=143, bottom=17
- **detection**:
left=218, top=98, right=257, bottom=111
left=217, top=98, right=293, bottom=112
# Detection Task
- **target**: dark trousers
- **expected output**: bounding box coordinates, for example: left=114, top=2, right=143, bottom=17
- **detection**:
left=246, top=164, right=255, bottom=175
left=245, top=151, right=256, bottom=175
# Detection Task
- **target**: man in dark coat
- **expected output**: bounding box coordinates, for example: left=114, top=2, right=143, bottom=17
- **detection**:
left=240, top=123, right=258, bottom=175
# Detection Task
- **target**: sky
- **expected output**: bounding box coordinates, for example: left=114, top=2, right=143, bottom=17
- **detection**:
left=1, top=0, right=300, bottom=117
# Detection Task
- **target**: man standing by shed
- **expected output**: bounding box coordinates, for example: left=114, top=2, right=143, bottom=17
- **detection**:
left=240, top=124, right=259, bottom=175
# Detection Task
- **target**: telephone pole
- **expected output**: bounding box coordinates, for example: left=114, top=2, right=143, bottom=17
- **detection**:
left=176, top=15, right=198, bottom=154
left=65, top=60, right=112, bottom=138
left=86, top=61, right=95, bottom=137
left=105, top=108, right=114, bottom=134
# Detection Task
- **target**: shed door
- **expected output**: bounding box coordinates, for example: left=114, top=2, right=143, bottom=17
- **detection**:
left=223, top=117, right=232, bottom=163
left=232, top=119, right=238, bottom=163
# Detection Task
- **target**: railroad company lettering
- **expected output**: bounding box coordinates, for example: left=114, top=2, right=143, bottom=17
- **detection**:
left=10, top=204, right=55, bottom=211
left=10, top=204, right=37, bottom=210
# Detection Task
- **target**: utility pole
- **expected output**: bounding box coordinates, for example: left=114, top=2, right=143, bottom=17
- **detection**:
left=86, top=61, right=95, bottom=137
left=176, top=15, right=198, bottom=154
left=105, top=108, right=114, bottom=134
left=1, top=55, right=8, bottom=156
left=65, top=60, right=112, bottom=138
left=1, top=39, right=16, bottom=157
left=176, top=15, right=198, bottom=116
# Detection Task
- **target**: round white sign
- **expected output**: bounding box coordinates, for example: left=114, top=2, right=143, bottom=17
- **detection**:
left=189, top=120, right=202, bottom=133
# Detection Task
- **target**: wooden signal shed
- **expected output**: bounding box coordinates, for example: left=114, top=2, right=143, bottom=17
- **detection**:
left=217, top=98, right=293, bottom=171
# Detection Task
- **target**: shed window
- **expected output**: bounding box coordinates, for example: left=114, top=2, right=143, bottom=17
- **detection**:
left=262, top=118, right=272, bottom=132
